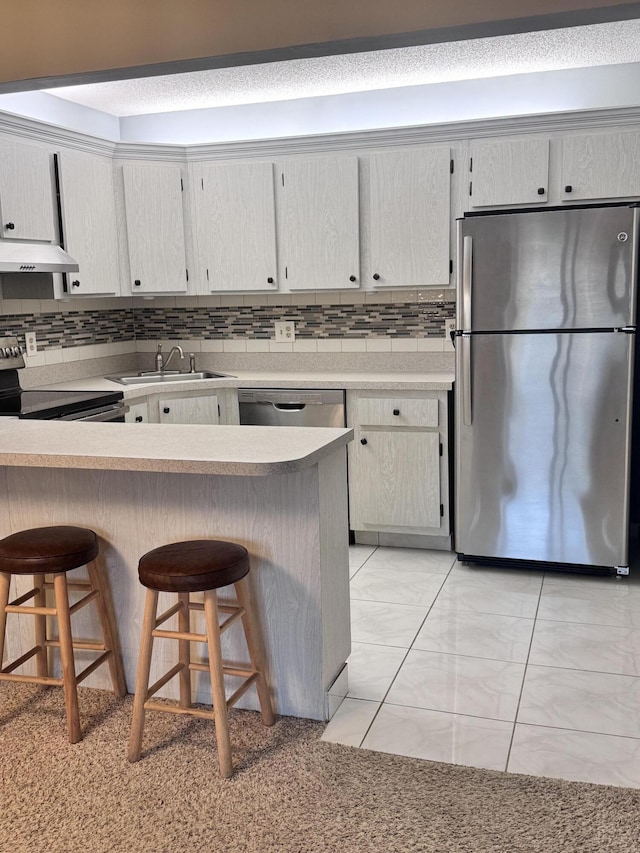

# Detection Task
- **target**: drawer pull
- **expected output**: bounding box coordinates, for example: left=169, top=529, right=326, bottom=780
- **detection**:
left=360, top=438, right=368, bottom=445
left=393, top=409, right=400, bottom=416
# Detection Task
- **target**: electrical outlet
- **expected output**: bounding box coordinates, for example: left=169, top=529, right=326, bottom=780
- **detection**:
left=25, top=331, right=37, bottom=354
left=444, top=319, right=456, bottom=339
left=274, top=320, right=295, bottom=342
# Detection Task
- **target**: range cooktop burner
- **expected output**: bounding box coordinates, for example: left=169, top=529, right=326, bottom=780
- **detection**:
left=0, top=368, right=124, bottom=420
left=0, top=388, right=124, bottom=419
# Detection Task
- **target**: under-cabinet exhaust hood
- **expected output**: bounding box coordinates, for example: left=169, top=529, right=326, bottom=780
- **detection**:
left=0, top=241, right=79, bottom=273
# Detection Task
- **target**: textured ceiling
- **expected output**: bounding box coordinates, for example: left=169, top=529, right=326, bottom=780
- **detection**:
left=44, top=20, right=640, bottom=117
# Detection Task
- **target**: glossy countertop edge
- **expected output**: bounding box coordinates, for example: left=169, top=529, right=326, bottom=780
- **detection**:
left=39, top=369, right=455, bottom=396
left=0, top=421, right=354, bottom=477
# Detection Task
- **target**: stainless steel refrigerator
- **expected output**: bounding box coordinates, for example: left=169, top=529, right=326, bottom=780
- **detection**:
left=454, top=205, right=638, bottom=575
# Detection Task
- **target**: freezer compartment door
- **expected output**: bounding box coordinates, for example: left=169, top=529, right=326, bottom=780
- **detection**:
left=455, top=331, right=634, bottom=567
left=459, top=206, right=638, bottom=331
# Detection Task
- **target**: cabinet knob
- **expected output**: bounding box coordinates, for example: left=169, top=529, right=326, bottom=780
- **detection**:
left=564, top=185, right=573, bottom=193
left=71, top=280, right=80, bottom=288
left=372, top=273, right=380, bottom=281
left=267, top=276, right=274, bottom=284
left=163, top=407, right=170, bottom=414
left=537, top=187, right=545, bottom=195
left=393, top=409, right=400, bottom=416
left=5, top=222, right=15, bottom=230
left=134, top=279, right=141, bottom=286
left=349, top=275, right=356, bottom=282
left=360, top=437, right=368, bottom=445
left=135, top=415, right=143, bottom=422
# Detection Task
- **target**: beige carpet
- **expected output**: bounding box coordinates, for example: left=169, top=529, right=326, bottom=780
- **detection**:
left=1, top=684, right=639, bottom=853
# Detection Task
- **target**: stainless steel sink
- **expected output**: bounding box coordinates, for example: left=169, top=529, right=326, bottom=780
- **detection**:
left=105, top=371, right=234, bottom=385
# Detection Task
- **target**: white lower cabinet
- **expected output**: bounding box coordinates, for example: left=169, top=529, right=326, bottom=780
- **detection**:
left=347, top=390, right=450, bottom=540
left=124, top=400, right=149, bottom=424
left=158, top=394, right=219, bottom=425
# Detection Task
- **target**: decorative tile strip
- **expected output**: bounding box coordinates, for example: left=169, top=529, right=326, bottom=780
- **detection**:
left=3, top=310, right=135, bottom=350
left=5, top=300, right=456, bottom=349
left=134, top=301, right=455, bottom=339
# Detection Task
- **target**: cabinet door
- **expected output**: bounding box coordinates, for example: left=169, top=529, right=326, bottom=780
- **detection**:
left=350, top=431, right=441, bottom=530
left=57, top=151, right=121, bottom=295
left=369, top=147, right=451, bottom=287
left=158, top=395, right=219, bottom=425
left=561, top=132, right=640, bottom=201
left=193, top=162, right=278, bottom=292
left=122, top=164, right=188, bottom=293
left=469, top=139, right=549, bottom=208
left=280, top=156, right=360, bottom=290
left=0, top=139, right=56, bottom=241
left=125, top=401, right=149, bottom=423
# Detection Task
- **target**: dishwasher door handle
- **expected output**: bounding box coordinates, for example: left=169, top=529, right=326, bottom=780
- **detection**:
left=272, top=402, right=307, bottom=411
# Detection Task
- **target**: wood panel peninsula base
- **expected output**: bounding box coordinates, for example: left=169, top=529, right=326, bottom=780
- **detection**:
left=0, top=422, right=353, bottom=720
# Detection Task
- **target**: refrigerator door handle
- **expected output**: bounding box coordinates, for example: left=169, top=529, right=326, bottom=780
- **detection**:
left=462, top=332, right=472, bottom=425
left=462, top=236, right=473, bottom=331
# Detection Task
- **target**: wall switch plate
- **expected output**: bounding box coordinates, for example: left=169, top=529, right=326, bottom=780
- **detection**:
left=275, top=320, right=295, bottom=342
left=444, top=319, right=456, bottom=339
left=25, top=331, right=37, bottom=354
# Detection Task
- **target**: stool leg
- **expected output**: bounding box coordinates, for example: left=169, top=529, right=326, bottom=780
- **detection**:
left=86, top=560, right=126, bottom=697
left=53, top=572, right=81, bottom=744
left=203, top=590, right=233, bottom=779
left=128, top=588, right=159, bottom=763
left=0, top=572, right=10, bottom=669
left=234, top=577, right=275, bottom=726
left=33, top=574, right=49, bottom=678
left=178, top=593, right=192, bottom=708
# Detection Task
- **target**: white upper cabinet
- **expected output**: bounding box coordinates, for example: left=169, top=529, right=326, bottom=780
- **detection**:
left=561, top=131, right=640, bottom=201
left=468, top=138, right=550, bottom=208
left=0, top=138, right=56, bottom=241
left=280, top=156, right=360, bottom=290
left=368, top=146, right=451, bottom=287
left=122, top=163, right=188, bottom=293
left=57, top=151, right=121, bottom=296
left=192, top=161, right=278, bottom=292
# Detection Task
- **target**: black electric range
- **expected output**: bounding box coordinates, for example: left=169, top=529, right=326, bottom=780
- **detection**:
left=0, top=369, right=126, bottom=422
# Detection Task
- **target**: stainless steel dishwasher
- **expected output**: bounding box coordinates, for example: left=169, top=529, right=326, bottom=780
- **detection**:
left=238, top=389, right=345, bottom=428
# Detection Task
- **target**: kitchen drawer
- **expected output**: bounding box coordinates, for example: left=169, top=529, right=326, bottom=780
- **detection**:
left=356, top=396, right=439, bottom=428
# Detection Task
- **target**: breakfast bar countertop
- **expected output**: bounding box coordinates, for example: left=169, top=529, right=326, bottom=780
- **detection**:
left=0, top=420, right=353, bottom=476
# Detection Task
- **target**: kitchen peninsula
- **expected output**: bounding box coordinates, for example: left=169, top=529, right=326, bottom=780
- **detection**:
left=0, top=420, right=352, bottom=719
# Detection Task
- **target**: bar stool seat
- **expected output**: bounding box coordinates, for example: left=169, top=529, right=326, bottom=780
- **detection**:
left=128, top=539, right=275, bottom=778
left=0, top=525, right=126, bottom=743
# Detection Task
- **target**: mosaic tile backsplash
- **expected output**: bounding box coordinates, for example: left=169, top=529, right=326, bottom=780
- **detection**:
left=2, top=300, right=455, bottom=350
left=134, top=301, right=455, bottom=340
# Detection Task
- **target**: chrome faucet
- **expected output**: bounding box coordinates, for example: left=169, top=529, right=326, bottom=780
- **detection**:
left=154, top=343, right=184, bottom=372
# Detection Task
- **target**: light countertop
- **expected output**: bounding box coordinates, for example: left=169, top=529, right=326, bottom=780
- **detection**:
left=0, top=420, right=353, bottom=476
left=40, top=369, right=454, bottom=396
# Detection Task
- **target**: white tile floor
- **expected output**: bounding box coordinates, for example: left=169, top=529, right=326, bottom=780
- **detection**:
left=322, top=545, right=640, bottom=789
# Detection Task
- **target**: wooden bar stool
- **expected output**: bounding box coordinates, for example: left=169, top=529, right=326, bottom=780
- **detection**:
left=128, top=539, right=275, bottom=778
left=0, top=525, right=126, bottom=743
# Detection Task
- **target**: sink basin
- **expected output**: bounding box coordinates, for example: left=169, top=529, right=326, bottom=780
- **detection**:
left=106, top=371, right=234, bottom=385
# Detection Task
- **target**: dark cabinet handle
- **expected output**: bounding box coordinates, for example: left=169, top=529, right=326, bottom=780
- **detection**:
left=537, top=187, right=545, bottom=195
left=372, top=273, right=380, bottom=281
left=135, top=415, right=143, bottom=422
left=163, top=407, right=170, bottom=414
left=134, top=279, right=141, bottom=286
left=267, top=277, right=274, bottom=284
left=360, top=437, right=368, bottom=445
left=393, top=409, right=400, bottom=416
left=5, top=222, right=15, bottom=230
left=71, top=280, right=80, bottom=288
left=349, top=275, right=356, bottom=282
left=564, top=185, right=573, bottom=193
